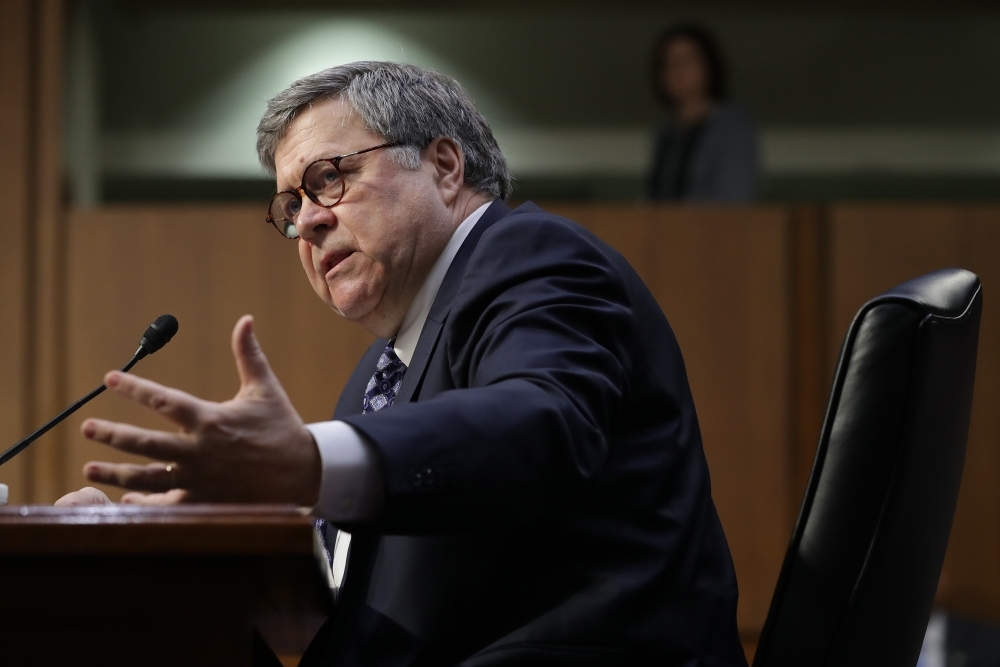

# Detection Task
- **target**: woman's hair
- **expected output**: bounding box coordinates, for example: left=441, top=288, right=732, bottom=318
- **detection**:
left=650, top=23, right=728, bottom=106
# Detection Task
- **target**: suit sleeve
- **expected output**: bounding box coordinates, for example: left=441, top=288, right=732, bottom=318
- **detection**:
left=341, top=214, right=635, bottom=534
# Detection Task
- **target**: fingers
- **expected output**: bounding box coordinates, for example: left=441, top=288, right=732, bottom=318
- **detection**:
left=54, top=486, right=113, bottom=507
left=120, top=489, right=189, bottom=505
left=84, top=461, right=183, bottom=493
left=82, top=419, right=190, bottom=461
left=103, top=371, right=203, bottom=431
left=231, top=315, right=279, bottom=393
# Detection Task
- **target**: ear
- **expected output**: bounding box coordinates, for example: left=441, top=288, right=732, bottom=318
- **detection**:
left=425, top=136, right=465, bottom=205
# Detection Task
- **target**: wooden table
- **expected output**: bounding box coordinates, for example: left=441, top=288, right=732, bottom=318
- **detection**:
left=0, top=505, right=332, bottom=666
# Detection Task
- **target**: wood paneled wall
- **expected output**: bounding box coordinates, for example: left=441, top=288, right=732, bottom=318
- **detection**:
left=31, top=0, right=68, bottom=504
left=549, top=204, right=797, bottom=637
left=826, top=205, right=1000, bottom=625
left=0, top=0, right=63, bottom=505
left=0, top=0, right=32, bottom=504
left=5, top=200, right=1000, bottom=645
left=61, top=206, right=376, bottom=497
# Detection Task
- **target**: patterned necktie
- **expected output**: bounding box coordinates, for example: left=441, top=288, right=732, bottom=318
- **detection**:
left=317, top=341, right=407, bottom=578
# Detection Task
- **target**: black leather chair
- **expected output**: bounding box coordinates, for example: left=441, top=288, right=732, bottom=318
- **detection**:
left=753, top=268, right=983, bottom=667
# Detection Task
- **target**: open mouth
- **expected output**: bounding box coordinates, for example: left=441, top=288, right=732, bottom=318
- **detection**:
left=322, top=251, right=353, bottom=278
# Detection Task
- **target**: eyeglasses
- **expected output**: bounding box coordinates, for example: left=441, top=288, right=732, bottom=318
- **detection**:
left=265, top=142, right=400, bottom=239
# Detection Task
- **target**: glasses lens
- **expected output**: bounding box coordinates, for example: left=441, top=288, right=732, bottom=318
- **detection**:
left=303, top=160, right=344, bottom=206
left=268, top=193, right=301, bottom=239
left=278, top=219, right=299, bottom=239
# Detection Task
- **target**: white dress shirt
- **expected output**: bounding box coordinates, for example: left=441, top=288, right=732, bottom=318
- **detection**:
left=915, top=610, right=947, bottom=667
left=306, top=201, right=491, bottom=587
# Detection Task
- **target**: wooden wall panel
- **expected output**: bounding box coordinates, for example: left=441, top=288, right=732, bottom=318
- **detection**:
left=0, top=0, right=33, bottom=503
left=42, top=200, right=1000, bottom=643
left=58, top=206, right=374, bottom=503
left=544, top=204, right=655, bottom=280
left=646, top=206, right=795, bottom=636
left=788, top=206, right=830, bottom=502
left=30, top=0, right=68, bottom=504
left=828, top=204, right=1000, bottom=623
left=549, top=204, right=797, bottom=638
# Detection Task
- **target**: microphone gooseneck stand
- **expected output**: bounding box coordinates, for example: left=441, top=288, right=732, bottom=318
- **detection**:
left=0, top=314, right=179, bottom=468
left=0, top=355, right=142, bottom=467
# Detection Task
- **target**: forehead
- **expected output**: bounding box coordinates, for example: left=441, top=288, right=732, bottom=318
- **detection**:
left=665, top=37, right=703, bottom=60
left=273, top=97, right=378, bottom=187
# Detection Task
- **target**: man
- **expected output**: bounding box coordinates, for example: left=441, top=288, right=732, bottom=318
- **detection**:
left=61, top=62, right=747, bottom=666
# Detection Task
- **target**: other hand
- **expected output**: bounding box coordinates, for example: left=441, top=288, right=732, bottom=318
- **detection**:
left=80, top=315, right=321, bottom=506
left=54, top=486, right=113, bottom=506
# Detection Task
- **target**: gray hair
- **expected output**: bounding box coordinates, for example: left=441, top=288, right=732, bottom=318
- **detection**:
left=256, top=61, right=512, bottom=200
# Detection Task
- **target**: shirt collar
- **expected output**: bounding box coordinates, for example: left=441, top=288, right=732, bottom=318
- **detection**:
left=392, top=201, right=492, bottom=366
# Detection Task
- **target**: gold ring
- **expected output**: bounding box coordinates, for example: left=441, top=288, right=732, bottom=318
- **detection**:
left=164, top=463, right=178, bottom=488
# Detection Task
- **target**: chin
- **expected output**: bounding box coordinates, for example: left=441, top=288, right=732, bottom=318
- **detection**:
left=329, top=289, right=377, bottom=323
left=330, top=300, right=370, bottom=323
left=327, top=280, right=395, bottom=335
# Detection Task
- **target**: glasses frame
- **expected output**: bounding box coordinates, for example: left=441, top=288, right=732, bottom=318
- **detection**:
left=265, top=141, right=400, bottom=239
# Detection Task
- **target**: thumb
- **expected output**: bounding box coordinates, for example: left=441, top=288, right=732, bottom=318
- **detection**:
left=232, top=315, right=278, bottom=392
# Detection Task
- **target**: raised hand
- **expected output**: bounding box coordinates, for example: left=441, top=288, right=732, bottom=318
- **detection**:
left=81, top=315, right=321, bottom=506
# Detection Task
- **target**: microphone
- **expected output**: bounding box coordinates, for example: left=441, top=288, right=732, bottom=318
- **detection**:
left=134, top=314, right=179, bottom=362
left=0, top=314, right=180, bottom=467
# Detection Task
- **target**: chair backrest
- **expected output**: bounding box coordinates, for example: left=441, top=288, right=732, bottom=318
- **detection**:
left=753, top=268, right=982, bottom=667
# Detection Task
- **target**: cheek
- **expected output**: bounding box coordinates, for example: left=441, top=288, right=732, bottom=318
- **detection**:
left=299, top=241, right=333, bottom=303
left=326, top=254, right=388, bottom=319
left=333, top=254, right=386, bottom=297
left=691, top=64, right=708, bottom=88
left=297, top=239, right=312, bottom=272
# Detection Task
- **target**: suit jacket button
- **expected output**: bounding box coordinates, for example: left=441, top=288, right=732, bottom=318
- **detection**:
left=424, top=468, right=435, bottom=486
left=409, top=470, right=423, bottom=487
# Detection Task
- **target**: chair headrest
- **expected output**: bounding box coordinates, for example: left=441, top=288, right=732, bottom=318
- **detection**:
left=871, top=268, right=981, bottom=319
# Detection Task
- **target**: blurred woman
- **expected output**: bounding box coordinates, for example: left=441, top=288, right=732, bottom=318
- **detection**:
left=647, top=24, right=759, bottom=202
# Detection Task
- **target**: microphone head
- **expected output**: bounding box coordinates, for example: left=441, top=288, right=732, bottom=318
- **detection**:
left=138, top=314, right=179, bottom=356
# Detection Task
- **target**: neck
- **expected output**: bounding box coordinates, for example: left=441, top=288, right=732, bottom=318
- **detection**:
left=451, top=189, right=493, bottom=228
left=676, top=98, right=714, bottom=128
left=358, top=189, right=493, bottom=339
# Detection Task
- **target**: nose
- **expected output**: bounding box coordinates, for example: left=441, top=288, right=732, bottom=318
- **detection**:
left=295, top=196, right=337, bottom=243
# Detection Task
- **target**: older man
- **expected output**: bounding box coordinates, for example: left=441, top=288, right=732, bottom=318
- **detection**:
left=62, top=62, right=747, bottom=666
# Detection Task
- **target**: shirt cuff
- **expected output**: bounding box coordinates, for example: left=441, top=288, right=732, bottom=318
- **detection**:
left=306, top=420, right=384, bottom=522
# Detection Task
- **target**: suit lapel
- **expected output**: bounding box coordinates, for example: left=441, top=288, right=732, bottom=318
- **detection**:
left=311, top=201, right=513, bottom=664
left=394, top=199, right=511, bottom=404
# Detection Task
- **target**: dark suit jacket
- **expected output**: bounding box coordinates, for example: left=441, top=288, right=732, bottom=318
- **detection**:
left=946, top=613, right=1000, bottom=667
left=301, top=201, right=747, bottom=667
